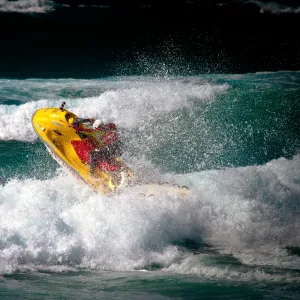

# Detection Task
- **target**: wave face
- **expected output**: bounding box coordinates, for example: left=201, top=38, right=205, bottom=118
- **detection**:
left=0, top=72, right=300, bottom=285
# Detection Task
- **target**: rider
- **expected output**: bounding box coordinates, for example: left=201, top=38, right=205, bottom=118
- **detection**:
left=69, top=117, right=123, bottom=175
left=92, top=119, right=124, bottom=157
left=68, top=117, right=95, bottom=138
left=89, top=119, right=124, bottom=175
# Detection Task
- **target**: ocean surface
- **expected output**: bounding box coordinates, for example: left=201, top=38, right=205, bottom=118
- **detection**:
left=1, top=72, right=300, bottom=299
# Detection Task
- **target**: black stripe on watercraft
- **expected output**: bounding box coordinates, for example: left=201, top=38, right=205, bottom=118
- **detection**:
left=52, top=129, right=63, bottom=136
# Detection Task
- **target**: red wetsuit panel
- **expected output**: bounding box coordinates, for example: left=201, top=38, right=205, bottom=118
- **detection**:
left=71, top=139, right=95, bottom=164
left=71, top=140, right=120, bottom=171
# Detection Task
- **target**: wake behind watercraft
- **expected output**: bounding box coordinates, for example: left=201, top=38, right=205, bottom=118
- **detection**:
left=31, top=104, right=189, bottom=197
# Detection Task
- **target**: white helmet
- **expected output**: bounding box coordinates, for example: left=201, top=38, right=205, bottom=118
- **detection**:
left=93, top=119, right=104, bottom=129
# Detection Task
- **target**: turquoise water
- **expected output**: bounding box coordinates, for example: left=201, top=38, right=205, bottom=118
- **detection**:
left=1, top=72, right=300, bottom=299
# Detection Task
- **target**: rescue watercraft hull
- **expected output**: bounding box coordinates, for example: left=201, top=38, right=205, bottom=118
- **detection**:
left=31, top=107, right=134, bottom=195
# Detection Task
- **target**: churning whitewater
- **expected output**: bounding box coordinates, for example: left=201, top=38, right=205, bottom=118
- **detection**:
left=1, top=74, right=300, bottom=285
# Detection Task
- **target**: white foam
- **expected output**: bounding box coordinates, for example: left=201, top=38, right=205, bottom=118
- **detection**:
left=0, top=154, right=300, bottom=279
left=0, top=100, right=51, bottom=141
left=0, top=170, right=192, bottom=273
left=0, top=0, right=54, bottom=13
left=0, top=77, right=229, bottom=141
left=170, top=154, right=300, bottom=250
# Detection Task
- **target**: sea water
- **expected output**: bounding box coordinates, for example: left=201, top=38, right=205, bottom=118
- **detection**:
left=1, top=72, right=300, bottom=299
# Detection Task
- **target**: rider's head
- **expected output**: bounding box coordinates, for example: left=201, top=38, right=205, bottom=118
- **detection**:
left=93, top=119, right=104, bottom=129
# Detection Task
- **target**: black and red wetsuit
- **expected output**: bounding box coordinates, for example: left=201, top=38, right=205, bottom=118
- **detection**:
left=70, top=121, right=123, bottom=174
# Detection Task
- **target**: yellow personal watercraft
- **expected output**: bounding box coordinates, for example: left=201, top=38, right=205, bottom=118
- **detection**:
left=31, top=106, right=134, bottom=195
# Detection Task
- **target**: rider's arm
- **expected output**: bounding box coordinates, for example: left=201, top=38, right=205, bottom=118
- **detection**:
left=105, top=123, right=117, bottom=131
left=73, top=118, right=95, bottom=126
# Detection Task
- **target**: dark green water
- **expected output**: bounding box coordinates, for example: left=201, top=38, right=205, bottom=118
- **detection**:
left=2, top=270, right=300, bottom=299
